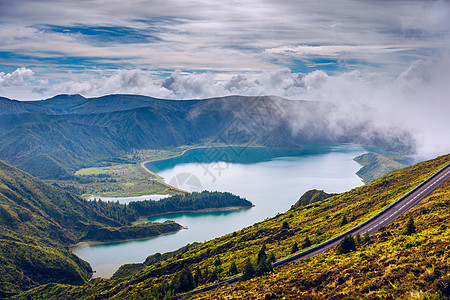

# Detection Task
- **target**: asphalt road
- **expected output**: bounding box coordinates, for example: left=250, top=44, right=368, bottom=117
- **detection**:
left=174, top=162, right=450, bottom=299
left=289, top=162, right=450, bottom=261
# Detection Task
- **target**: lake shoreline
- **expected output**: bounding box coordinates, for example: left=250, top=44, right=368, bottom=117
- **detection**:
left=69, top=228, right=183, bottom=250
left=134, top=204, right=254, bottom=224
left=70, top=205, right=254, bottom=250
left=72, top=144, right=370, bottom=278
left=140, top=144, right=276, bottom=194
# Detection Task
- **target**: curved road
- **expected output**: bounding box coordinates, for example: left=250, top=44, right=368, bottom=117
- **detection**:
left=174, top=162, right=450, bottom=299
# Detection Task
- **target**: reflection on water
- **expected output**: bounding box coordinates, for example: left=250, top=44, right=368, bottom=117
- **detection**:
left=73, top=145, right=368, bottom=278
left=88, top=194, right=170, bottom=205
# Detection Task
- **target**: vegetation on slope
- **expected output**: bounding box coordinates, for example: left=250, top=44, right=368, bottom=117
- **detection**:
left=291, top=189, right=337, bottom=209
left=81, top=221, right=182, bottom=242
left=0, top=158, right=252, bottom=298
left=0, top=240, right=91, bottom=299
left=13, top=154, right=449, bottom=299
left=0, top=119, right=124, bottom=179
left=196, top=177, right=450, bottom=299
left=354, top=152, right=413, bottom=183
left=111, top=243, right=200, bottom=280
left=69, top=149, right=183, bottom=198
left=0, top=159, right=131, bottom=297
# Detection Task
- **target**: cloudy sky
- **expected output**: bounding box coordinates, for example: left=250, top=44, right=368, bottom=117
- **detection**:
left=0, top=0, right=449, bottom=101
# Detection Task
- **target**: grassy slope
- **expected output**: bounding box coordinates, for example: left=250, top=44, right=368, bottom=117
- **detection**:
left=0, top=160, right=181, bottom=298
left=354, top=152, right=413, bottom=183
left=197, top=176, right=450, bottom=299
left=0, top=240, right=91, bottom=299
left=13, top=154, right=450, bottom=299
left=291, top=189, right=337, bottom=209
left=71, top=148, right=185, bottom=198
left=0, top=119, right=124, bottom=179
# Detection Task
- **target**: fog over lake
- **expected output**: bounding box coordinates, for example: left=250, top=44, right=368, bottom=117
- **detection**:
left=73, top=145, right=370, bottom=278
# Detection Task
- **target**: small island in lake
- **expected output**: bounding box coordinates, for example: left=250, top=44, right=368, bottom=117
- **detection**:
left=127, top=191, right=253, bottom=218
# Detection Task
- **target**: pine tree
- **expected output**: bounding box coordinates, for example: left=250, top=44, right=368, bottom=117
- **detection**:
left=291, top=242, right=299, bottom=254
left=241, top=258, right=255, bottom=281
left=403, top=215, right=416, bottom=235
left=281, top=221, right=290, bottom=230
left=257, top=243, right=267, bottom=264
left=209, top=268, right=219, bottom=282
left=301, top=236, right=312, bottom=249
left=340, top=215, right=348, bottom=226
left=203, top=266, right=210, bottom=280
left=355, top=232, right=362, bottom=245
left=194, top=266, right=202, bottom=285
left=214, top=257, right=222, bottom=266
left=255, top=243, right=273, bottom=276
left=363, top=231, right=371, bottom=244
left=337, top=234, right=356, bottom=254
left=229, top=261, right=238, bottom=275
left=171, top=265, right=194, bottom=293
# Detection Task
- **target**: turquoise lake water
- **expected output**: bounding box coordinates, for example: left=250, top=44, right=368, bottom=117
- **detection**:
left=73, top=145, right=369, bottom=278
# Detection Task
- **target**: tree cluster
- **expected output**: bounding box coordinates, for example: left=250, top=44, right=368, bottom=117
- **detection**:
left=128, top=191, right=252, bottom=216
left=241, top=243, right=275, bottom=281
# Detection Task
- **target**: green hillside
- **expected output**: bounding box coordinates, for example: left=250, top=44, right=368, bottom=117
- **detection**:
left=0, top=119, right=125, bottom=179
left=13, top=154, right=449, bottom=299
left=0, top=160, right=181, bottom=298
left=0, top=159, right=252, bottom=298
left=196, top=171, right=450, bottom=299
left=291, top=189, right=337, bottom=209
left=354, top=152, right=414, bottom=183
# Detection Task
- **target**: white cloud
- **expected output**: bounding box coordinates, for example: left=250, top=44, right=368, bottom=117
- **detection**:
left=265, top=45, right=414, bottom=56
left=2, top=56, right=448, bottom=158
left=0, top=67, right=34, bottom=87
left=1, top=0, right=449, bottom=78
left=161, top=70, right=222, bottom=99
left=303, top=70, right=328, bottom=90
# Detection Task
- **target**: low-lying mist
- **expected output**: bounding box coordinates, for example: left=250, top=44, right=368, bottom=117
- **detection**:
left=8, top=58, right=449, bottom=159
left=293, top=58, right=450, bottom=159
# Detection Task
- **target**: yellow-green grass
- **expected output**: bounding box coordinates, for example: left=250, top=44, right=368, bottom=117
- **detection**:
left=14, top=154, right=450, bottom=299
left=63, top=144, right=257, bottom=198
left=196, top=174, right=450, bottom=299
left=58, top=163, right=177, bottom=199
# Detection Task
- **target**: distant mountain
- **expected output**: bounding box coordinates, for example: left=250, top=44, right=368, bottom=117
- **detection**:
left=28, top=94, right=202, bottom=115
left=0, top=94, right=416, bottom=179
left=29, top=94, right=89, bottom=114
left=0, top=97, right=51, bottom=115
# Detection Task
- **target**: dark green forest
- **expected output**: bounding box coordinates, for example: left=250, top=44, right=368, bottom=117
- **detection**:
left=128, top=191, right=252, bottom=216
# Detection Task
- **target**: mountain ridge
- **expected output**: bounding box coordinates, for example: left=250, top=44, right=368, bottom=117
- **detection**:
left=0, top=94, right=416, bottom=180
